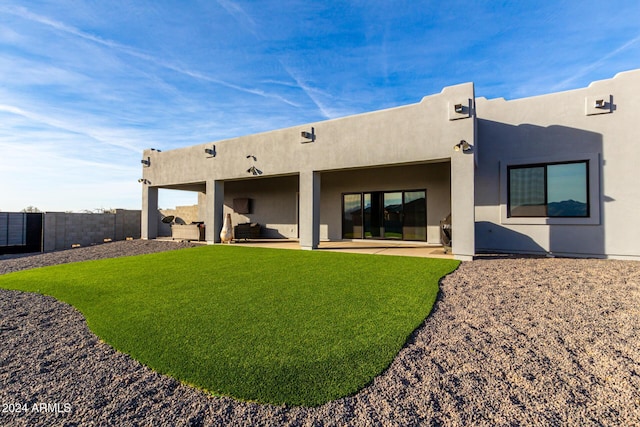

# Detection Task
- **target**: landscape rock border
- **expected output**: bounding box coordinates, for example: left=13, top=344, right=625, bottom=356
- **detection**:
left=1, top=241, right=638, bottom=426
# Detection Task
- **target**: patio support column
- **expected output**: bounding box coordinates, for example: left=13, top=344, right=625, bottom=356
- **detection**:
left=141, top=186, right=158, bottom=240
left=197, top=191, right=207, bottom=222
left=204, top=179, right=225, bottom=243
left=450, top=153, right=475, bottom=261
left=299, top=170, right=321, bottom=250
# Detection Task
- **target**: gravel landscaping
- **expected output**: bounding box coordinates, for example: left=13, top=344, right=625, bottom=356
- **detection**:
left=1, top=240, right=639, bottom=426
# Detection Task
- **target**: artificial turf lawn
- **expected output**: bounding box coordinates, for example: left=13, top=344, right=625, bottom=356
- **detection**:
left=0, top=245, right=459, bottom=406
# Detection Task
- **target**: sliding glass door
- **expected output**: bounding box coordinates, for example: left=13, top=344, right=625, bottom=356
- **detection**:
left=343, top=194, right=363, bottom=238
left=383, top=192, right=403, bottom=239
left=342, top=190, right=426, bottom=241
left=363, top=192, right=382, bottom=238
left=403, top=191, right=427, bottom=241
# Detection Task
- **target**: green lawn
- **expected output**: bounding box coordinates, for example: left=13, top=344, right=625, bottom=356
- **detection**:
left=0, top=245, right=459, bottom=406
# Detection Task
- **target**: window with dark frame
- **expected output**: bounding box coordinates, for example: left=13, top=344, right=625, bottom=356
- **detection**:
left=508, top=160, right=589, bottom=218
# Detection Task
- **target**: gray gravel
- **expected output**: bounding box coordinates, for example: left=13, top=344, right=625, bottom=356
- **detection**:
left=0, top=241, right=639, bottom=426
left=0, top=240, right=198, bottom=275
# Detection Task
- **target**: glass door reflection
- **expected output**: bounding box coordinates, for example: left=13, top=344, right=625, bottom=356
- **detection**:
left=403, top=191, right=426, bottom=240
left=363, top=192, right=382, bottom=238
left=343, top=190, right=427, bottom=241
left=383, top=192, right=403, bottom=239
left=342, top=193, right=362, bottom=238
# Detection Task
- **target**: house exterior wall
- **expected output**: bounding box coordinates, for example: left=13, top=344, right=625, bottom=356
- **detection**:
left=142, top=83, right=474, bottom=184
left=141, top=82, right=476, bottom=260
left=223, top=175, right=299, bottom=239
left=142, top=69, right=640, bottom=259
left=475, top=69, right=640, bottom=259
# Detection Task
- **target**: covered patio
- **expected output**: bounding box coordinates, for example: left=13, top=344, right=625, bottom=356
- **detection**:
left=141, top=81, right=476, bottom=260
left=200, top=238, right=453, bottom=259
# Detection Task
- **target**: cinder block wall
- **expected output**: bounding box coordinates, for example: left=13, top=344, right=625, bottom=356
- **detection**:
left=116, top=209, right=142, bottom=241
left=43, top=210, right=141, bottom=251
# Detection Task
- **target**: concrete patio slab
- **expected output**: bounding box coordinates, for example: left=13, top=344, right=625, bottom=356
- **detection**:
left=228, top=239, right=452, bottom=259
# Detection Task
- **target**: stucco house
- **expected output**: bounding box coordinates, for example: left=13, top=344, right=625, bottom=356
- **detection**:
left=141, top=69, right=640, bottom=261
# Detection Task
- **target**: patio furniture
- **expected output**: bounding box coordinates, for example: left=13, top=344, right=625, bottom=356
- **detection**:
left=172, top=222, right=205, bottom=241
left=234, top=222, right=261, bottom=240
left=440, top=214, right=452, bottom=254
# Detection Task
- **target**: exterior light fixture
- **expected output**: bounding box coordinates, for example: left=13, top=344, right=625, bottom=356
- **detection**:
left=449, top=101, right=471, bottom=120
left=301, top=127, right=315, bottom=143
left=585, top=95, right=612, bottom=116
left=137, top=178, right=150, bottom=184
left=246, top=166, right=262, bottom=176
left=594, top=99, right=607, bottom=108
left=245, top=154, right=261, bottom=175
left=205, top=145, right=216, bottom=157
left=454, top=140, right=471, bottom=152
left=141, top=157, right=151, bottom=167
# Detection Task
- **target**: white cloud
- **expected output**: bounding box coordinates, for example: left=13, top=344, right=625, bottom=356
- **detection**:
left=0, top=103, right=141, bottom=153
left=1, top=4, right=299, bottom=107
left=1, top=0, right=639, bottom=213
left=215, top=0, right=260, bottom=39
left=0, top=5, right=140, bottom=56
left=551, top=34, right=640, bottom=91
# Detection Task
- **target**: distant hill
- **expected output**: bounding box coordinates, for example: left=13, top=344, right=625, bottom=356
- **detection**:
left=548, top=199, right=587, bottom=217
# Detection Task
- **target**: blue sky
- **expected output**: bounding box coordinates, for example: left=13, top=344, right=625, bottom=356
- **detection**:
left=1, top=1, right=639, bottom=212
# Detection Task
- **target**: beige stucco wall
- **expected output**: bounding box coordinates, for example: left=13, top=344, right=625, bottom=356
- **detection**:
left=141, top=69, right=640, bottom=259
left=142, top=82, right=476, bottom=259
left=142, top=83, right=474, bottom=185
left=475, top=69, right=640, bottom=259
left=222, top=175, right=299, bottom=239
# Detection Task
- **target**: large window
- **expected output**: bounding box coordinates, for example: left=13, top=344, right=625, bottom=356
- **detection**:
left=508, top=160, right=589, bottom=218
left=343, top=190, right=426, bottom=241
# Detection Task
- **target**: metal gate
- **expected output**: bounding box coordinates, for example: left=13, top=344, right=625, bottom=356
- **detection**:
left=0, top=213, right=43, bottom=254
